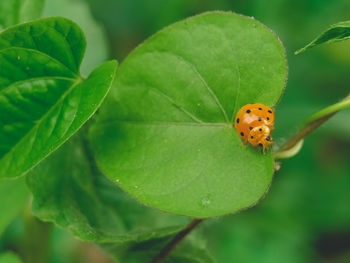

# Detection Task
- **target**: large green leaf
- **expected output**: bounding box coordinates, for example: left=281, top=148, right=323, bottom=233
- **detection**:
left=0, top=0, right=45, bottom=29
left=0, top=17, right=117, bottom=178
left=90, top=11, right=287, bottom=217
left=0, top=178, right=29, bottom=236
left=296, top=21, right=350, bottom=54
left=27, top=133, right=212, bottom=262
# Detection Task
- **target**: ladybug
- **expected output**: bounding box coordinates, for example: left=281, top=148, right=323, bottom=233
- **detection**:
left=234, top=103, right=275, bottom=152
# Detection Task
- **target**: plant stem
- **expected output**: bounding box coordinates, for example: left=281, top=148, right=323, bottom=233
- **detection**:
left=274, top=139, right=304, bottom=159
left=149, top=219, right=204, bottom=263
left=276, top=94, right=350, bottom=155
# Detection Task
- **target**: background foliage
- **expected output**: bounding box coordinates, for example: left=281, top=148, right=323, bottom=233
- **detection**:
left=0, top=0, right=350, bottom=262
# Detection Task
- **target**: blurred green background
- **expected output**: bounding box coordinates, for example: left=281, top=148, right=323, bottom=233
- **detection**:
left=1, top=0, right=350, bottom=262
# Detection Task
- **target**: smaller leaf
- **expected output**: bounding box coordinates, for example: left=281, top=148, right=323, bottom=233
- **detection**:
left=0, top=17, right=117, bottom=178
left=0, top=17, right=86, bottom=73
left=0, top=60, right=117, bottom=178
left=296, top=21, right=350, bottom=54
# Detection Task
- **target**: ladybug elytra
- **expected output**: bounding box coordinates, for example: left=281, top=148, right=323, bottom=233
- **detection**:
left=234, top=103, right=275, bottom=152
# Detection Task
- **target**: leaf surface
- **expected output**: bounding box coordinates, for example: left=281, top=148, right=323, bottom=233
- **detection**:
left=90, top=11, right=287, bottom=217
left=0, top=17, right=117, bottom=178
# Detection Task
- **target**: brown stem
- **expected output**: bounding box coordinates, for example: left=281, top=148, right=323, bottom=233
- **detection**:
left=278, top=113, right=335, bottom=152
left=278, top=94, right=350, bottom=153
left=149, top=219, right=204, bottom=263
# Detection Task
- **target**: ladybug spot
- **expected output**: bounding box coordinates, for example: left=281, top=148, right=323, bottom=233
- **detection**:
left=258, top=108, right=262, bottom=110
left=236, top=118, right=240, bottom=123
left=268, top=110, right=272, bottom=113
left=249, top=126, right=253, bottom=130
left=251, top=136, right=254, bottom=139
left=267, top=117, right=270, bottom=120
left=258, top=117, right=262, bottom=121
left=258, top=143, right=263, bottom=147
left=259, top=128, right=262, bottom=131
left=240, top=132, right=244, bottom=136
left=266, top=136, right=271, bottom=141
left=246, top=109, right=251, bottom=113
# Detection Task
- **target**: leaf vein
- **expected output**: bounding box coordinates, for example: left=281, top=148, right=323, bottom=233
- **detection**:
left=150, top=87, right=204, bottom=123
left=160, top=51, right=230, bottom=122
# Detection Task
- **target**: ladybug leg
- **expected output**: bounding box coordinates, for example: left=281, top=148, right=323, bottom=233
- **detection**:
left=263, top=138, right=273, bottom=154
left=268, top=123, right=274, bottom=132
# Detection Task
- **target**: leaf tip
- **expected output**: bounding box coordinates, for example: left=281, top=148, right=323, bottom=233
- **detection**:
left=294, top=45, right=310, bottom=55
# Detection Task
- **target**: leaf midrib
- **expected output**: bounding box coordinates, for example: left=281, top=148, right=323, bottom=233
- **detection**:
left=157, top=51, right=230, bottom=122
left=0, top=40, right=84, bottom=161
left=0, top=76, right=82, bottom=161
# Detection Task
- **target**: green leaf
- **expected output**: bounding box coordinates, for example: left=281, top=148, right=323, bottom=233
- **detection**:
left=0, top=252, right=22, bottom=263
left=90, top=11, right=287, bottom=217
left=296, top=21, right=350, bottom=54
left=26, top=133, right=189, bottom=243
left=0, top=0, right=45, bottom=29
left=0, top=17, right=85, bottom=73
left=0, top=178, right=29, bottom=236
left=0, top=17, right=117, bottom=178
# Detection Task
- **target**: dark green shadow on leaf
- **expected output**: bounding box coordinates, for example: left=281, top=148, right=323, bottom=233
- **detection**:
left=26, top=132, right=213, bottom=262
left=27, top=133, right=189, bottom=243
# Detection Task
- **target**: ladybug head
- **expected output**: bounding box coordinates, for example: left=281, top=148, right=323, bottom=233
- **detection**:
left=247, top=125, right=273, bottom=150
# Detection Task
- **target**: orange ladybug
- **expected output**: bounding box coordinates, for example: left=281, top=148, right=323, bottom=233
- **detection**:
left=234, top=103, right=275, bottom=152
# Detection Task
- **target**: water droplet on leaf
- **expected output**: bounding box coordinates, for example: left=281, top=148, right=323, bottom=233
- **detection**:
left=201, top=196, right=211, bottom=207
